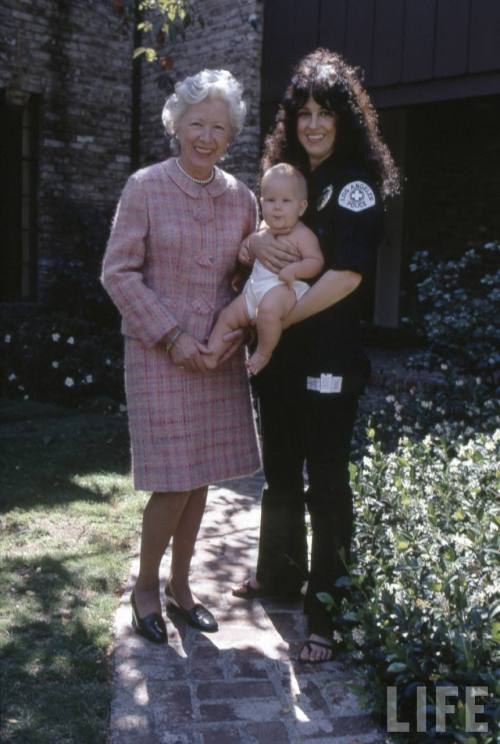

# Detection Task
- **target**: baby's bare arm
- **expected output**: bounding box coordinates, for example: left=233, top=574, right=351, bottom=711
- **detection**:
left=278, top=223, right=324, bottom=283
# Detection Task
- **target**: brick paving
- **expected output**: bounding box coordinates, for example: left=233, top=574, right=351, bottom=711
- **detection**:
left=110, top=472, right=386, bottom=744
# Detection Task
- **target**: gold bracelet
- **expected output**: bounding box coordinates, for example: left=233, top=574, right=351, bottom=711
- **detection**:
left=165, top=328, right=183, bottom=353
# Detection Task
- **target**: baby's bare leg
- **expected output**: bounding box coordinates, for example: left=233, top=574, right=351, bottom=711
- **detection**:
left=205, top=294, right=251, bottom=369
left=247, top=285, right=297, bottom=375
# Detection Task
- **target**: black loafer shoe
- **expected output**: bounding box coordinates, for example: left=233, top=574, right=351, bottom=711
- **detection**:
left=131, top=591, right=167, bottom=644
left=165, top=583, right=218, bottom=633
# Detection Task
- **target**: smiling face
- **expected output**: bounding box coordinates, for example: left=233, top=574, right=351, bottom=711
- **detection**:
left=260, top=172, right=307, bottom=232
left=175, top=97, right=232, bottom=180
left=296, top=95, right=337, bottom=170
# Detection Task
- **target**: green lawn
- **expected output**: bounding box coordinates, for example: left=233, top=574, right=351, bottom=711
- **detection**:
left=0, top=401, right=146, bottom=743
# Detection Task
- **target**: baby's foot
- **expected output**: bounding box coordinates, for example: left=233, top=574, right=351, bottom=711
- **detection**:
left=246, top=349, right=271, bottom=375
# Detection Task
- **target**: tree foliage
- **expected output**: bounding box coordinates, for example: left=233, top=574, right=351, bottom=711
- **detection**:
left=112, top=0, right=204, bottom=65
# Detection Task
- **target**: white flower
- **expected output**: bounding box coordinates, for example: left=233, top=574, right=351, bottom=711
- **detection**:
left=4, top=335, right=11, bottom=343
left=52, top=361, right=59, bottom=369
left=24, top=395, right=29, bottom=400
left=440, top=364, right=448, bottom=371
left=8, top=373, right=16, bottom=381
left=119, top=404, right=127, bottom=413
left=85, top=374, right=93, bottom=384
left=52, top=333, right=60, bottom=342
left=64, top=377, right=74, bottom=387
left=385, top=395, right=396, bottom=403
left=67, top=336, right=75, bottom=345
left=105, top=358, right=111, bottom=366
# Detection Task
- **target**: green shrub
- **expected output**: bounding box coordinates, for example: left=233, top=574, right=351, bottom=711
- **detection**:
left=1, top=313, right=124, bottom=406
left=1, top=251, right=125, bottom=407
left=407, top=241, right=500, bottom=382
left=332, top=240, right=500, bottom=741
left=327, top=430, right=499, bottom=742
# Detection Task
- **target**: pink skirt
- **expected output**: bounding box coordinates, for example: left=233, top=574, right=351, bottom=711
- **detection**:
left=124, top=338, right=261, bottom=491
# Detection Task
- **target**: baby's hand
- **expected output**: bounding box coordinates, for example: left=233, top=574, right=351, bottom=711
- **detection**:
left=279, top=265, right=296, bottom=285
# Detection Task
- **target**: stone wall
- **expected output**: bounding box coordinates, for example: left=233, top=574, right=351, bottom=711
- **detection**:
left=0, top=0, right=135, bottom=301
left=138, top=0, right=264, bottom=191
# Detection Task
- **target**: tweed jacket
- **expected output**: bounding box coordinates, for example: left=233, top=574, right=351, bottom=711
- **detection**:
left=101, top=158, right=261, bottom=491
left=102, top=158, right=258, bottom=347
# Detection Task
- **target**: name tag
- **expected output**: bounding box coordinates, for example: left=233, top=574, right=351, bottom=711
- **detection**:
left=307, top=374, right=343, bottom=394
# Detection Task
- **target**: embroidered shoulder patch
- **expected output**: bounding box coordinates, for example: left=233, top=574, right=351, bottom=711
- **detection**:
left=317, top=184, right=334, bottom=211
left=338, top=181, right=376, bottom=212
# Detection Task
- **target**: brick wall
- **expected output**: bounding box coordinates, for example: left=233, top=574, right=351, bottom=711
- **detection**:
left=138, top=0, right=264, bottom=191
left=0, top=0, right=263, bottom=303
left=0, top=0, right=135, bottom=300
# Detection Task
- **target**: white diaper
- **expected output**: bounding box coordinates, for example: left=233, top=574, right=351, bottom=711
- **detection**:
left=243, top=260, right=310, bottom=320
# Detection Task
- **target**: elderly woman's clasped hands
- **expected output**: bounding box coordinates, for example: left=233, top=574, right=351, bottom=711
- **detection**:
left=168, top=331, right=210, bottom=372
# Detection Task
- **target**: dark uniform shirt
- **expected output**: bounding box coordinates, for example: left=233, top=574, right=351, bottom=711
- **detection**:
left=256, top=156, right=384, bottom=393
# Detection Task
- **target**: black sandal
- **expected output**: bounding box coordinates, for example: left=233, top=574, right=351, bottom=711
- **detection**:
left=297, top=638, right=335, bottom=663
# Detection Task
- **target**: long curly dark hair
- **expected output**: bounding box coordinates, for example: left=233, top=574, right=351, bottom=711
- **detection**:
left=262, top=49, right=400, bottom=199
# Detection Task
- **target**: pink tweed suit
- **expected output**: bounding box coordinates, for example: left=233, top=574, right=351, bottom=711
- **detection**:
left=101, top=158, right=261, bottom=491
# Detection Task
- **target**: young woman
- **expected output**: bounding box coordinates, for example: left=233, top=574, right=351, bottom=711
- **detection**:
left=233, top=49, right=399, bottom=662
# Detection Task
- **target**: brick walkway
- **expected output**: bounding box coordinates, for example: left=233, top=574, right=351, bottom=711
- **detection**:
left=110, top=472, right=385, bottom=744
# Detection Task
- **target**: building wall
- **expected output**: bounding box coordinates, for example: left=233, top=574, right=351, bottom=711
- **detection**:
left=403, top=95, right=500, bottom=259
left=138, top=0, right=264, bottom=191
left=0, top=0, right=134, bottom=300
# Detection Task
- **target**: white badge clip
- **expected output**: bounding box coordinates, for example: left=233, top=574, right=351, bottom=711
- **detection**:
left=320, top=373, right=343, bottom=393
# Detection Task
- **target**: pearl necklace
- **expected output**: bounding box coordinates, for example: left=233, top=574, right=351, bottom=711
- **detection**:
left=176, top=158, right=215, bottom=185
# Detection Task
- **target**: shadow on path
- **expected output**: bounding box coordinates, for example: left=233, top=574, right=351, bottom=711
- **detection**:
left=111, top=475, right=384, bottom=743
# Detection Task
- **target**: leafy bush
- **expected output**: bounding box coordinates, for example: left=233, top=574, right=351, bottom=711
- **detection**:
left=1, top=255, right=125, bottom=407
left=355, top=241, right=499, bottom=453
left=333, top=430, right=499, bottom=742
left=326, top=240, right=500, bottom=741
left=1, top=314, right=124, bottom=406
left=407, top=241, right=500, bottom=383
left=365, top=375, right=499, bottom=453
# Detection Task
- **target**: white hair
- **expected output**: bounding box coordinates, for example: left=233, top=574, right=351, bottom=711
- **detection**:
left=162, top=69, right=246, bottom=145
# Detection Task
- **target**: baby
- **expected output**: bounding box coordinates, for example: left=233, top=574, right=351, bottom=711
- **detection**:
left=205, top=163, right=324, bottom=375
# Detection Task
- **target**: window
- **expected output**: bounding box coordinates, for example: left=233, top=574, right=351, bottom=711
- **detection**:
left=0, top=89, right=39, bottom=301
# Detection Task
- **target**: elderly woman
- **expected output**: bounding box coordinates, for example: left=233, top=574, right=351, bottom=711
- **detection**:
left=232, top=49, right=399, bottom=662
left=102, top=69, right=260, bottom=644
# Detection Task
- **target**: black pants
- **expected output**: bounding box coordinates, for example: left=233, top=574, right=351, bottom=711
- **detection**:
left=254, top=375, right=359, bottom=637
